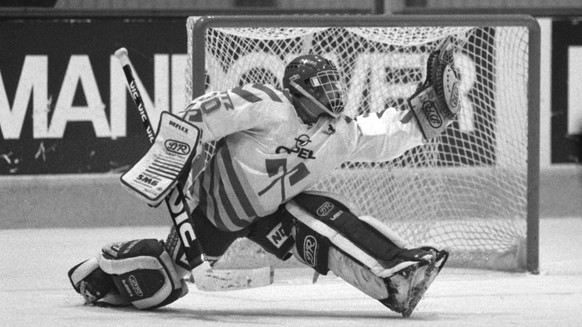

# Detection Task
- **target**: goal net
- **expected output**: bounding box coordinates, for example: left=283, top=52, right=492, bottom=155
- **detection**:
left=186, top=15, right=540, bottom=272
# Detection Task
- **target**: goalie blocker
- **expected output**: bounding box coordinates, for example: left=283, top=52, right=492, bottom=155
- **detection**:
left=285, top=191, right=448, bottom=317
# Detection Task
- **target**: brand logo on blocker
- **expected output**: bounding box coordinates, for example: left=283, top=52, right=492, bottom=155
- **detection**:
left=165, top=139, right=190, bottom=155
left=137, top=174, right=159, bottom=186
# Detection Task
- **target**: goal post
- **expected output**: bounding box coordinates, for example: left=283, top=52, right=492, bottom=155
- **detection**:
left=186, top=15, right=540, bottom=273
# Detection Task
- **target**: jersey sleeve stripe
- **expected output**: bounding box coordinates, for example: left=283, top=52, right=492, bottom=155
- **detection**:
left=230, top=86, right=262, bottom=103
left=251, top=84, right=283, bottom=102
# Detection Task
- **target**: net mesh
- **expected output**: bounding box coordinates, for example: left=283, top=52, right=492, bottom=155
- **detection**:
left=186, top=17, right=531, bottom=271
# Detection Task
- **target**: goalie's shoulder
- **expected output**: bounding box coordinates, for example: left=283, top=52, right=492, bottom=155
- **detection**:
left=227, top=83, right=293, bottom=107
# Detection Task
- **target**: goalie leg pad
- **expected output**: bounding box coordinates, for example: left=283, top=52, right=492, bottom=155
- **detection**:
left=286, top=192, right=446, bottom=315
left=99, top=239, right=188, bottom=310
left=400, top=249, right=449, bottom=317
left=292, top=214, right=332, bottom=275
left=69, top=239, right=188, bottom=310
left=290, top=193, right=434, bottom=277
left=68, top=257, right=131, bottom=307
left=288, top=203, right=420, bottom=303
left=327, top=246, right=389, bottom=299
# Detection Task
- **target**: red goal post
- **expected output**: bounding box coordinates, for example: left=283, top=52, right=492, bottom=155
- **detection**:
left=186, top=15, right=540, bottom=273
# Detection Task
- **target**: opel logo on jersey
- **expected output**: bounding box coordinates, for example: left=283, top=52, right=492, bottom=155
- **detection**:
left=295, top=134, right=311, bottom=147
left=275, top=134, right=316, bottom=159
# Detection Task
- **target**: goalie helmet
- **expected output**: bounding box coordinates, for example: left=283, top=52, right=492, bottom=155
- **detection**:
left=283, top=54, right=345, bottom=119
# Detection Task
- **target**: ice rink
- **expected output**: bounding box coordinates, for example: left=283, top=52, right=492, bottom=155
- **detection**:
left=2, top=217, right=582, bottom=327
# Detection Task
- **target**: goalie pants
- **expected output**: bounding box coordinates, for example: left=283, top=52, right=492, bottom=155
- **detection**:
left=166, top=205, right=296, bottom=270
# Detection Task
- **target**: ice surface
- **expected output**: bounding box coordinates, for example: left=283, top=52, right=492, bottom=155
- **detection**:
left=1, top=218, right=582, bottom=327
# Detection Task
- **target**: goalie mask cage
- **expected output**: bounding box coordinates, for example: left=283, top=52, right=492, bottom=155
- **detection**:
left=186, top=15, right=540, bottom=273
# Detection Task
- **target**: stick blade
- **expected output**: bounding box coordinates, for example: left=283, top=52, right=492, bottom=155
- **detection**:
left=192, top=266, right=274, bottom=292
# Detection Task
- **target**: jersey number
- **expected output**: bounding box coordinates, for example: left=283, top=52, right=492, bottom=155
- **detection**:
left=258, top=158, right=310, bottom=201
left=198, top=91, right=234, bottom=115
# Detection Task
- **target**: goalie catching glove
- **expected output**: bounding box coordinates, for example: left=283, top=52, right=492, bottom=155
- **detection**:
left=402, top=38, right=461, bottom=140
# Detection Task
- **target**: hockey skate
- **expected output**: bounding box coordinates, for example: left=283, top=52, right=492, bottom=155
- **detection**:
left=380, top=249, right=449, bottom=317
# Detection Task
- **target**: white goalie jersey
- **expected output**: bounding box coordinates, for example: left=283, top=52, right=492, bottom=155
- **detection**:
left=182, top=84, right=424, bottom=232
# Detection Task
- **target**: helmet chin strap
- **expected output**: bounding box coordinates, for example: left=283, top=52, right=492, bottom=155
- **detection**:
left=289, top=80, right=338, bottom=118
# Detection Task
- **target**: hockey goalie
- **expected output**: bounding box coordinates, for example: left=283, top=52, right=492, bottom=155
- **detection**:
left=68, top=41, right=459, bottom=317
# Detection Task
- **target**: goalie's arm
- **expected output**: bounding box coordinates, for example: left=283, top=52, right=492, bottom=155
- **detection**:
left=342, top=40, right=461, bottom=162
left=347, top=108, right=425, bottom=162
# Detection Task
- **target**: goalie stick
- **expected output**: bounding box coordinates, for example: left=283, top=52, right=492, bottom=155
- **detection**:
left=114, top=47, right=273, bottom=292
